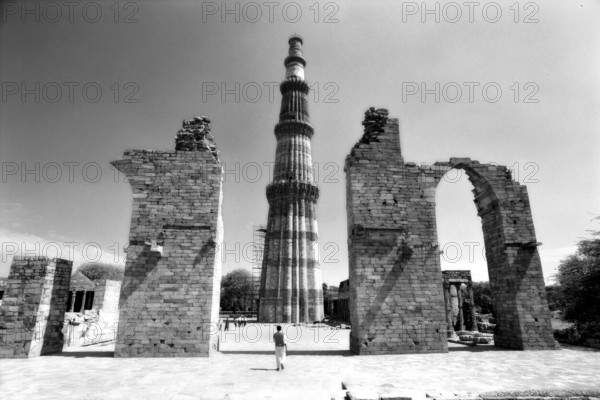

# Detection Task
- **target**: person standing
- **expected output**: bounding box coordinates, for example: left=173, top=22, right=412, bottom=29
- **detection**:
left=224, top=317, right=230, bottom=331
left=273, top=325, right=286, bottom=371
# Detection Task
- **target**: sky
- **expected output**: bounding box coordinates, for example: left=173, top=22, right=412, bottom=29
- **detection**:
left=0, top=0, right=599, bottom=286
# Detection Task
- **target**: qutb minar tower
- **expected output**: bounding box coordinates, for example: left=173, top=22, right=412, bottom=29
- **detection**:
left=258, top=35, right=324, bottom=323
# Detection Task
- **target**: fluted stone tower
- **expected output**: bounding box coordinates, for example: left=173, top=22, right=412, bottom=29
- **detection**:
left=258, top=35, right=323, bottom=323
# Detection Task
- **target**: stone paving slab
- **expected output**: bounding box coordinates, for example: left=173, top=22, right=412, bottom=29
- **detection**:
left=0, top=326, right=599, bottom=400
left=342, top=343, right=600, bottom=400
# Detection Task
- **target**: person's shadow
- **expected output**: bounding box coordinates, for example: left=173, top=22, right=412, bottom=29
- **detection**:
left=250, top=368, right=278, bottom=371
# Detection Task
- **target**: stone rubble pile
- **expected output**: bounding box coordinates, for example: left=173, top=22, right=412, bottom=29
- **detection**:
left=477, top=321, right=497, bottom=332
left=175, top=116, right=219, bottom=159
left=357, top=107, right=389, bottom=145
left=456, top=330, right=493, bottom=345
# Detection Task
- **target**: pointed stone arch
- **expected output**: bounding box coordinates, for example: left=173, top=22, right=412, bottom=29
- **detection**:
left=345, top=108, right=556, bottom=354
left=433, top=158, right=556, bottom=349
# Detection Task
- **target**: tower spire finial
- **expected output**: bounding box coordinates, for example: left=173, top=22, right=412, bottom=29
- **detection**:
left=285, top=34, right=306, bottom=79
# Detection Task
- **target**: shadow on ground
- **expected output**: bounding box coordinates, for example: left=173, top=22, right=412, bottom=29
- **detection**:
left=249, top=368, right=278, bottom=371
left=220, top=350, right=353, bottom=356
left=448, top=344, right=509, bottom=352
left=49, top=351, right=115, bottom=358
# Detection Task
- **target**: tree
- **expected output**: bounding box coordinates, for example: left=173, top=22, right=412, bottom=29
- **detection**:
left=556, top=232, right=600, bottom=338
left=220, top=269, right=254, bottom=312
left=472, top=281, right=494, bottom=315
left=78, top=263, right=124, bottom=282
left=544, top=284, right=565, bottom=312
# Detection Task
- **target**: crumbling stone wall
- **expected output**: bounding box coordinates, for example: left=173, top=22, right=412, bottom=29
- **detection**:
left=0, top=279, right=6, bottom=303
left=345, top=107, right=556, bottom=353
left=94, top=279, right=121, bottom=316
left=93, top=279, right=121, bottom=343
left=345, top=108, right=448, bottom=355
left=0, top=256, right=72, bottom=358
left=111, top=116, right=223, bottom=357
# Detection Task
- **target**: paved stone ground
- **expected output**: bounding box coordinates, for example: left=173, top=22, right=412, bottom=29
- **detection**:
left=0, top=324, right=599, bottom=400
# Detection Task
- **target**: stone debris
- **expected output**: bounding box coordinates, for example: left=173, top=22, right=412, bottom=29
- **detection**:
left=175, top=115, right=219, bottom=160
left=357, top=107, right=389, bottom=146
left=426, top=391, right=481, bottom=400
left=453, top=331, right=493, bottom=345
left=477, top=321, right=496, bottom=332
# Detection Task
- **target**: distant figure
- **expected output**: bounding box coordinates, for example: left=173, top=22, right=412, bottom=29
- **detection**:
left=273, top=325, right=286, bottom=371
left=224, top=317, right=230, bottom=331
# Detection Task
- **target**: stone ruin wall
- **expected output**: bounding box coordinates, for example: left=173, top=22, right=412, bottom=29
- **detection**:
left=345, top=108, right=556, bottom=354
left=62, top=279, right=122, bottom=348
left=0, top=256, right=72, bottom=358
left=94, top=279, right=121, bottom=318
left=111, top=116, right=223, bottom=357
left=93, top=279, right=122, bottom=344
left=345, top=109, right=448, bottom=355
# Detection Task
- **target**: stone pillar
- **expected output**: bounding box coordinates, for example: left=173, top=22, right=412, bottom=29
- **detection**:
left=80, top=290, right=87, bottom=313
left=69, top=291, right=75, bottom=312
left=468, top=283, right=478, bottom=332
left=0, top=257, right=72, bottom=358
left=111, top=116, right=223, bottom=357
left=442, top=281, right=454, bottom=337
left=456, top=285, right=464, bottom=331
left=443, top=271, right=479, bottom=333
left=449, top=285, right=459, bottom=328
